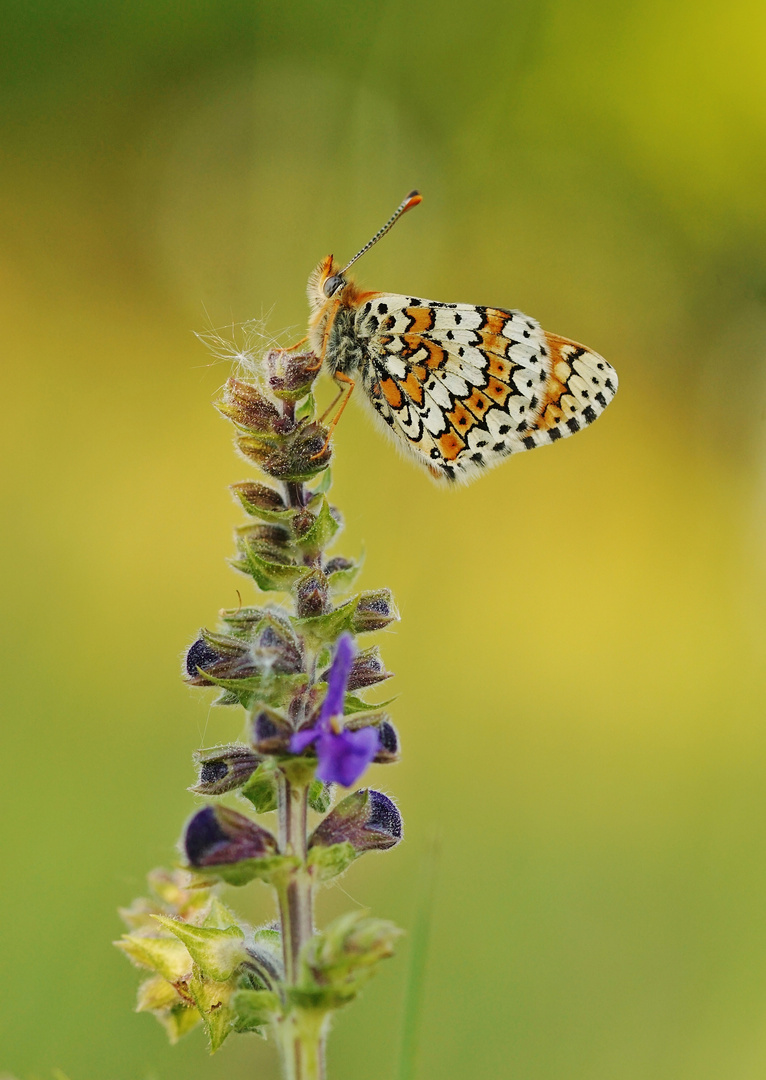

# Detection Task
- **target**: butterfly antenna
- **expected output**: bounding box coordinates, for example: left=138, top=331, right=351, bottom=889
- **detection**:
left=339, top=190, right=422, bottom=276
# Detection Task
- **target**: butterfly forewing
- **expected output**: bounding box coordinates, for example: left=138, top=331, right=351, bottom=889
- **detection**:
left=351, top=294, right=617, bottom=483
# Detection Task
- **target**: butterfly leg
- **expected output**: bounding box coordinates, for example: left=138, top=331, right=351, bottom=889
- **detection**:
left=310, top=371, right=355, bottom=458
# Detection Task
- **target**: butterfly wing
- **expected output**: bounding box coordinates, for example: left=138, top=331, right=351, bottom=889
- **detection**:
left=351, top=294, right=618, bottom=483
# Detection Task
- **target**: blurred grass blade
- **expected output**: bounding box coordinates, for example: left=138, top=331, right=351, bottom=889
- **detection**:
left=397, top=838, right=440, bottom=1080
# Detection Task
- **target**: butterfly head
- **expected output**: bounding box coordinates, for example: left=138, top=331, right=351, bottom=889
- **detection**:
left=307, top=255, right=348, bottom=316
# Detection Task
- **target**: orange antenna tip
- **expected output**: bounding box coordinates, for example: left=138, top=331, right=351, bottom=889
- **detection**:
left=339, top=189, right=423, bottom=277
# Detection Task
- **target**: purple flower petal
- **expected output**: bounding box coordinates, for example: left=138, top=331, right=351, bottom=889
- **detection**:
left=290, top=727, right=319, bottom=754
left=315, top=726, right=380, bottom=788
left=319, top=634, right=355, bottom=723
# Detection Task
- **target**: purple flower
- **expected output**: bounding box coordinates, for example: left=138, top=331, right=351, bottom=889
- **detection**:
left=290, top=634, right=379, bottom=787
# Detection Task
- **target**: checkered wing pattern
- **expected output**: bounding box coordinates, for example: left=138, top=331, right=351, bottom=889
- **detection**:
left=353, top=295, right=618, bottom=483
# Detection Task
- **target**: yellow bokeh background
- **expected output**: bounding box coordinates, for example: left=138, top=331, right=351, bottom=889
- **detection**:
left=3, top=1, right=766, bottom=1077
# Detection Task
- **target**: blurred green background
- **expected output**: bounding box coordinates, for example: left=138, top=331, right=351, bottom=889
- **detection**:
left=3, top=0, right=766, bottom=1077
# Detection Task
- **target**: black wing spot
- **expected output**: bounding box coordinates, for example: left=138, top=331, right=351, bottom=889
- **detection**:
left=526, top=379, right=533, bottom=387
left=595, top=392, right=607, bottom=408
left=566, top=417, right=580, bottom=433
left=476, top=439, right=487, bottom=448
left=522, top=435, right=536, bottom=449
left=549, top=427, right=563, bottom=442
left=529, top=395, right=538, bottom=410
left=430, top=447, right=439, bottom=459
left=378, top=302, right=388, bottom=314
left=522, top=330, right=531, bottom=338
left=517, top=420, right=528, bottom=432
left=583, top=405, right=597, bottom=424
left=498, top=424, right=510, bottom=434
left=492, top=441, right=505, bottom=451
left=470, top=452, right=484, bottom=464
left=605, top=378, right=614, bottom=392
left=597, top=363, right=604, bottom=370
left=446, top=330, right=454, bottom=340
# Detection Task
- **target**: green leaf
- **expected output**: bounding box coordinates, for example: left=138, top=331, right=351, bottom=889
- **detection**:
left=308, top=778, right=332, bottom=814
left=153, top=917, right=247, bottom=982
left=307, top=842, right=357, bottom=882
left=240, top=760, right=279, bottom=812
left=232, top=989, right=282, bottom=1031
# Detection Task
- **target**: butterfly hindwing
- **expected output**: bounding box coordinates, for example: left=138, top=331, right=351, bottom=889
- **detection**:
left=352, top=295, right=618, bottom=483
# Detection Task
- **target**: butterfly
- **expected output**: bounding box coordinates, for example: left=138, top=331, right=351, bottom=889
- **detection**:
left=306, top=191, right=617, bottom=484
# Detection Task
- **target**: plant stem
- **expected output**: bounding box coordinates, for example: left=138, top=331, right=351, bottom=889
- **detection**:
left=275, top=769, right=326, bottom=1080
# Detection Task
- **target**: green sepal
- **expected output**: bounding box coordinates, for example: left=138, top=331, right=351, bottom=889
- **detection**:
left=295, top=392, right=316, bottom=422
left=312, top=466, right=332, bottom=494
left=115, top=934, right=191, bottom=982
left=307, top=842, right=356, bottom=882
left=235, top=541, right=305, bottom=591
left=194, top=670, right=306, bottom=710
left=214, top=690, right=241, bottom=706
left=153, top=917, right=247, bottom=982
left=343, top=694, right=396, bottom=716
left=231, top=484, right=292, bottom=522
left=136, top=974, right=182, bottom=1012
left=307, top=779, right=332, bottom=814
left=295, top=496, right=340, bottom=554
left=188, top=966, right=236, bottom=1053
left=292, top=597, right=356, bottom=647
left=240, top=760, right=279, bottom=812
left=204, top=898, right=241, bottom=930
left=232, top=989, right=282, bottom=1032
left=155, top=1002, right=202, bottom=1044
left=192, top=853, right=300, bottom=889
left=326, top=551, right=364, bottom=595
left=295, top=911, right=403, bottom=1008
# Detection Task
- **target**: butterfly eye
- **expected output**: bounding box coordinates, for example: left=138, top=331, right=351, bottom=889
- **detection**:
left=323, top=275, right=345, bottom=298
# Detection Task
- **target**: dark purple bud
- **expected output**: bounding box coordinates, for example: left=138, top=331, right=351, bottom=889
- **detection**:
left=351, top=590, right=399, bottom=633
left=230, top=481, right=287, bottom=517
left=184, top=632, right=252, bottom=685
left=217, top=377, right=282, bottom=432
left=342, top=646, right=393, bottom=691
left=309, top=789, right=402, bottom=853
left=295, top=569, right=329, bottom=618
left=190, top=745, right=261, bottom=794
left=251, top=708, right=294, bottom=754
left=374, top=720, right=400, bottom=763
left=184, top=806, right=278, bottom=867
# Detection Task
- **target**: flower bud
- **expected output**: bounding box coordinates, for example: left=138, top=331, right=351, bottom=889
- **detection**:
left=265, top=348, right=321, bottom=400
left=231, top=481, right=288, bottom=517
left=295, top=569, right=329, bottom=618
left=250, top=708, right=293, bottom=755
left=345, top=716, right=400, bottom=763
left=351, top=590, right=399, bottom=633
left=184, top=806, right=278, bottom=868
left=217, top=377, right=282, bottom=432
left=309, top=789, right=402, bottom=854
left=190, top=745, right=261, bottom=795
left=334, top=646, right=392, bottom=691
left=251, top=613, right=303, bottom=674
left=373, top=719, right=400, bottom=763
left=324, top=556, right=355, bottom=575
left=185, top=632, right=253, bottom=685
